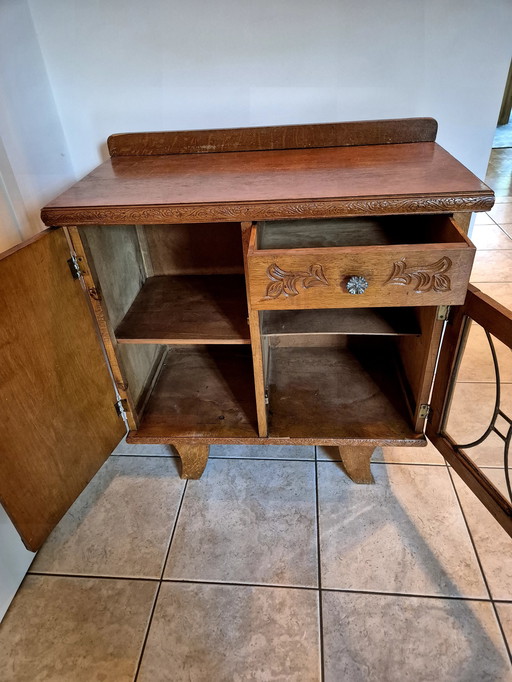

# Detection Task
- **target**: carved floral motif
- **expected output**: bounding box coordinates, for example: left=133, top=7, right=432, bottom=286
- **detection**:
left=384, top=256, right=453, bottom=293
left=265, top=263, right=328, bottom=299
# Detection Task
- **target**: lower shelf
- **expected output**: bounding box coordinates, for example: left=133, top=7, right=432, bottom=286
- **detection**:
left=267, top=340, right=418, bottom=442
left=133, top=345, right=259, bottom=439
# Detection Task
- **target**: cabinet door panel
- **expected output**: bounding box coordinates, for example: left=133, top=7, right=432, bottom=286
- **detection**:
left=427, top=285, right=512, bottom=537
left=0, top=228, right=125, bottom=551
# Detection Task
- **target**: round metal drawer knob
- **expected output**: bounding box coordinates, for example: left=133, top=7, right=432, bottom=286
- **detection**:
left=345, top=276, right=368, bottom=295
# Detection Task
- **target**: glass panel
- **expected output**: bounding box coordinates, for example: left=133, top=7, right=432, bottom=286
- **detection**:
left=442, top=321, right=512, bottom=503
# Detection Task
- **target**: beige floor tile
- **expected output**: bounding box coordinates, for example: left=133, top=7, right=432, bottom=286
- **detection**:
left=471, top=223, right=512, bottom=249
left=451, top=468, right=512, bottom=601
left=164, top=458, right=318, bottom=587
left=112, top=436, right=177, bottom=457
left=495, top=603, right=512, bottom=652
left=476, top=282, right=512, bottom=309
left=489, top=203, right=512, bottom=224
left=474, top=213, right=497, bottom=226
left=457, top=323, right=512, bottom=383
left=444, top=383, right=512, bottom=467
left=210, top=444, right=315, bottom=459
left=500, top=223, right=512, bottom=239
left=322, top=591, right=511, bottom=682
left=471, top=250, right=512, bottom=283
left=0, top=575, right=157, bottom=682
left=138, top=582, right=320, bottom=682
left=31, top=456, right=185, bottom=578
left=317, top=442, right=444, bottom=465
left=318, top=462, right=486, bottom=596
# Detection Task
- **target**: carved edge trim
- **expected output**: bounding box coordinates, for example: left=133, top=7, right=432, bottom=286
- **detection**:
left=41, top=194, right=495, bottom=226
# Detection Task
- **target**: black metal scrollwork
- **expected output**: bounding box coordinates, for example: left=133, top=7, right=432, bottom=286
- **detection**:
left=452, top=328, right=512, bottom=502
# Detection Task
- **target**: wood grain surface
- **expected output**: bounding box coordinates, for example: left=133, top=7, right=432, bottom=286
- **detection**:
left=134, top=346, right=259, bottom=440
left=0, top=229, right=124, bottom=550
left=41, top=143, right=493, bottom=226
left=107, top=118, right=438, bottom=156
left=267, top=341, right=419, bottom=441
left=115, top=274, right=250, bottom=344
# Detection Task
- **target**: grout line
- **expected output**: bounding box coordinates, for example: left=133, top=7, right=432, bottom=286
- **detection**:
left=163, top=578, right=319, bottom=591
left=446, top=467, right=512, bottom=663
left=133, top=479, right=189, bottom=682
left=321, top=587, right=496, bottom=602
left=27, top=571, right=159, bottom=582
left=315, top=446, right=325, bottom=682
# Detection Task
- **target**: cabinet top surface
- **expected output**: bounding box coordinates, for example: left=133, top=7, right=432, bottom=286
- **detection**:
left=41, top=141, right=493, bottom=225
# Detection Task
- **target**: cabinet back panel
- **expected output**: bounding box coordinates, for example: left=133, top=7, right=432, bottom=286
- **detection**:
left=143, top=223, right=244, bottom=275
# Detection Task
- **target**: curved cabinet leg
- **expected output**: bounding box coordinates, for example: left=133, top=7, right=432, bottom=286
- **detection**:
left=174, top=442, right=210, bottom=480
left=337, top=446, right=375, bottom=484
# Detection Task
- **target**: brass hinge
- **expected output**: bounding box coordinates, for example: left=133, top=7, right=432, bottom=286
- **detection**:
left=67, top=255, right=83, bottom=279
left=418, top=404, right=431, bottom=419
left=114, top=398, right=128, bottom=418
left=436, top=305, right=450, bottom=321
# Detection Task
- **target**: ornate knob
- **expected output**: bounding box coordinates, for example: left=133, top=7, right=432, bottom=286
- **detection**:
left=345, top=276, right=368, bottom=295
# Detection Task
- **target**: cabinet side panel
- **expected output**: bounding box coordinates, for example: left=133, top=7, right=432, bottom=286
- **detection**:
left=399, top=307, right=444, bottom=431
left=76, top=225, right=162, bottom=411
left=0, top=229, right=124, bottom=550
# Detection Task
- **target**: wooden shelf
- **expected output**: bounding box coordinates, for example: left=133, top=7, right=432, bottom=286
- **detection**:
left=115, top=275, right=250, bottom=344
left=267, top=340, right=418, bottom=442
left=133, top=346, right=258, bottom=439
left=261, top=308, right=421, bottom=337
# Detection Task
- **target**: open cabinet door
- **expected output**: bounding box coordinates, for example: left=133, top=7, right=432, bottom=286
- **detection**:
left=427, top=284, right=512, bottom=537
left=0, top=228, right=125, bottom=551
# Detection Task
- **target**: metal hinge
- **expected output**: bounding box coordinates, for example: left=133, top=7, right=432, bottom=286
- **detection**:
left=264, top=390, right=269, bottom=406
left=418, top=404, right=431, bottom=419
left=114, top=398, right=128, bottom=418
left=436, top=305, right=451, bottom=321
left=67, top=255, right=83, bottom=279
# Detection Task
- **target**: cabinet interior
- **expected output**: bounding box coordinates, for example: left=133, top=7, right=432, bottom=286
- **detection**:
left=257, top=215, right=468, bottom=250
left=78, top=221, right=441, bottom=443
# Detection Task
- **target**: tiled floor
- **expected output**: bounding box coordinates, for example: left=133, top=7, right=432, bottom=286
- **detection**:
left=1, top=151, right=512, bottom=681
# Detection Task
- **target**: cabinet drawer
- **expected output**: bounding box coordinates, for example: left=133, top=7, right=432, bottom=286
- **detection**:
left=247, top=216, right=475, bottom=310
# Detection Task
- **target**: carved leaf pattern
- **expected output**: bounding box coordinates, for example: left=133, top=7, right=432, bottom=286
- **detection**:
left=385, top=256, right=453, bottom=293
left=265, top=263, right=328, bottom=299
left=41, top=195, right=494, bottom=227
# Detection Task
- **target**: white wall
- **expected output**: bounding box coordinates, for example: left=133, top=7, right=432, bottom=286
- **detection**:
left=0, top=0, right=75, bottom=620
left=0, top=0, right=74, bottom=247
left=28, top=0, right=512, bottom=181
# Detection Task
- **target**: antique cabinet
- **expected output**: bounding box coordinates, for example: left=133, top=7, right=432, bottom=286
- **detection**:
left=1, top=118, right=511, bottom=552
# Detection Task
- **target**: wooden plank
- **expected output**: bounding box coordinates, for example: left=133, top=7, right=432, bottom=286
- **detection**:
left=41, top=143, right=494, bottom=226
left=0, top=228, right=125, bottom=550
left=241, top=221, right=268, bottom=437
left=267, top=340, right=419, bottom=441
left=143, top=223, right=244, bottom=275
left=127, top=433, right=426, bottom=447
left=107, top=118, right=439, bottom=156
left=262, top=308, right=421, bottom=337
left=133, top=346, right=259, bottom=439
left=115, top=274, right=250, bottom=344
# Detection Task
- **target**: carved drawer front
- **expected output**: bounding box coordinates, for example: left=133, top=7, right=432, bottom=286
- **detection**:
left=247, top=216, right=475, bottom=310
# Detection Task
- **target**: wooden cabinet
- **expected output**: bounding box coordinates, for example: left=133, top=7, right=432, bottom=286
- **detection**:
left=1, top=117, right=511, bottom=552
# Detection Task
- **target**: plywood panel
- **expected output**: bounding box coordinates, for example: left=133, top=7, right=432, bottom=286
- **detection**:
left=144, top=223, right=244, bottom=275
left=0, top=229, right=124, bottom=550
